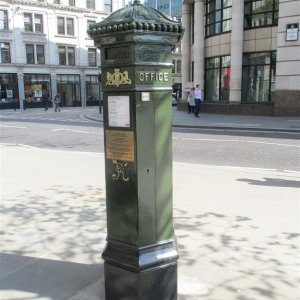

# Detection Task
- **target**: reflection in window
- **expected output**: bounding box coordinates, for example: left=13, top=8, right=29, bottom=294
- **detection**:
left=205, top=0, right=232, bottom=37
left=244, top=0, right=279, bottom=29
left=0, top=10, right=8, bottom=30
left=26, top=44, right=35, bottom=64
left=104, top=0, right=112, bottom=13
left=205, top=56, right=231, bottom=102
left=88, top=48, right=97, bottom=66
left=0, top=42, right=10, bottom=63
left=24, top=13, right=43, bottom=33
left=242, top=52, right=276, bottom=102
left=59, top=46, right=75, bottom=65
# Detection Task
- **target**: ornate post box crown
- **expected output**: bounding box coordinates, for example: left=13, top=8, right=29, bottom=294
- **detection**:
left=87, top=0, right=183, bottom=45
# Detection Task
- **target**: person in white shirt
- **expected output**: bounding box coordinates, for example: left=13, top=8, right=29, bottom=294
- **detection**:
left=194, top=84, right=202, bottom=117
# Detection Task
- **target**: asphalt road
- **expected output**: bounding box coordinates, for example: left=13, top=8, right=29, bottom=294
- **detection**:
left=1, top=108, right=299, bottom=172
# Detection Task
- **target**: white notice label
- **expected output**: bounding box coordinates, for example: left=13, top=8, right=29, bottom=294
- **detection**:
left=108, top=95, right=130, bottom=127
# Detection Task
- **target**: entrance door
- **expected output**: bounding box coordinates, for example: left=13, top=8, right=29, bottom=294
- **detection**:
left=57, top=82, right=79, bottom=106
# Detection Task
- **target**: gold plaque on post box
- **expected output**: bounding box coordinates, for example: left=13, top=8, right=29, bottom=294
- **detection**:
left=106, top=130, right=135, bottom=162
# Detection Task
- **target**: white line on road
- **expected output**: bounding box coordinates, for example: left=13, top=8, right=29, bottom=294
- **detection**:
left=51, top=128, right=102, bottom=135
left=0, top=125, right=27, bottom=129
left=175, top=137, right=300, bottom=148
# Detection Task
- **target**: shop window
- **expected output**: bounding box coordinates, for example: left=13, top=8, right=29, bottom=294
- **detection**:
left=57, top=17, right=74, bottom=36
left=86, top=75, right=100, bottom=105
left=88, top=48, right=97, bottom=66
left=242, top=51, right=276, bottom=103
left=0, top=10, right=8, bottom=31
left=59, top=46, right=75, bottom=65
left=0, top=42, right=11, bottom=63
left=205, top=0, right=232, bottom=37
left=244, top=0, right=279, bottom=29
left=205, top=55, right=231, bottom=102
left=24, top=74, right=51, bottom=103
left=87, top=0, right=95, bottom=9
left=24, top=13, right=43, bottom=33
left=0, top=74, right=19, bottom=104
left=26, top=44, right=45, bottom=64
left=104, top=0, right=112, bottom=13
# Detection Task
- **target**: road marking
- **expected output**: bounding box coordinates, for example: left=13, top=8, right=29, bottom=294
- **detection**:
left=51, top=128, right=102, bottom=135
left=0, top=125, right=27, bottom=129
left=175, top=137, right=300, bottom=148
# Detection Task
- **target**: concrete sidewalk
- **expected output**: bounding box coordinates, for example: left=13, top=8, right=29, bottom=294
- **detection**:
left=83, top=106, right=300, bottom=133
left=1, top=144, right=299, bottom=300
left=1, top=106, right=300, bottom=132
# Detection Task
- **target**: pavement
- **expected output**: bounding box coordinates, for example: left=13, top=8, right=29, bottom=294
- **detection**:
left=83, top=106, right=300, bottom=133
left=1, top=106, right=300, bottom=300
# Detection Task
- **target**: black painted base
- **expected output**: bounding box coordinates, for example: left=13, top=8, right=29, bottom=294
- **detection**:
left=102, top=239, right=178, bottom=300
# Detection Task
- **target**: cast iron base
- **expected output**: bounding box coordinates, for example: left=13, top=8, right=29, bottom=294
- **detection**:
left=102, top=239, right=178, bottom=300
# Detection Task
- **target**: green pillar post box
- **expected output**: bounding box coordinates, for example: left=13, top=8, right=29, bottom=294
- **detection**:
left=88, top=1, right=183, bottom=299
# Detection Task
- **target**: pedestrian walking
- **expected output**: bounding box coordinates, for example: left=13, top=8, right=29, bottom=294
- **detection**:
left=194, top=84, right=202, bottom=118
left=42, top=93, right=49, bottom=111
left=54, top=93, right=61, bottom=112
left=187, top=87, right=195, bottom=114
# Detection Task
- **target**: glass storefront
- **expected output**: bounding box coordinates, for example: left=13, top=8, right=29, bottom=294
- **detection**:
left=0, top=73, right=19, bottom=109
left=242, top=51, right=276, bottom=103
left=57, top=74, right=81, bottom=106
left=86, top=75, right=100, bottom=106
left=24, top=74, right=51, bottom=108
left=205, top=55, right=231, bottom=102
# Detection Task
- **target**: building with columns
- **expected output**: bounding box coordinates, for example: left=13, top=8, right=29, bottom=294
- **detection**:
left=0, top=0, right=125, bottom=110
left=181, top=0, right=300, bottom=116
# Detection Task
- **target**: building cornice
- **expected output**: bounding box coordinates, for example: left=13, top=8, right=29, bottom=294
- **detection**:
left=4, top=0, right=109, bottom=16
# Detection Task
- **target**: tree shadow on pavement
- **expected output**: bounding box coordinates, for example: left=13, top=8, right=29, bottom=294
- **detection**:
left=174, top=210, right=300, bottom=300
left=1, top=185, right=107, bottom=299
left=237, top=178, right=300, bottom=188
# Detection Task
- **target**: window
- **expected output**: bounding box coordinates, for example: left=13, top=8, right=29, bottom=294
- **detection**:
left=26, top=44, right=45, bottom=64
left=26, top=44, right=35, bottom=64
left=205, top=0, right=232, bottom=37
left=205, top=55, right=231, bottom=102
left=57, top=17, right=74, bottom=36
left=104, top=0, right=112, bottom=13
left=24, top=13, right=43, bottom=33
left=0, top=10, right=8, bottom=30
left=177, top=60, right=181, bottom=74
left=37, top=45, right=45, bottom=64
left=57, top=17, right=65, bottom=35
left=244, top=0, right=279, bottom=29
left=87, top=0, right=95, bottom=9
left=242, top=52, right=276, bottom=103
left=54, top=0, right=60, bottom=4
left=172, top=59, right=176, bottom=73
left=69, top=0, right=75, bottom=6
left=87, top=20, right=96, bottom=30
left=0, top=42, right=10, bottom=63
left=88, top=48, right=97, bottom=66
left=59, top=46, right=75, bottom=65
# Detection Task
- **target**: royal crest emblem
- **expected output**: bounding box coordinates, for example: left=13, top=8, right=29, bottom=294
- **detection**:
left=106, top=68, right=132, bottom=87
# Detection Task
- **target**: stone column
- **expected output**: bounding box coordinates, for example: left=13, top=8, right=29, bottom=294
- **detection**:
left=194, top=0, right=205, bottom=90
left=50, top=71, right=57, bottom=110
left=229, top=1, right=244, bottom=103
left=17, top=68, right=25, bottom=110
left=181, top=2, right=191, bottom=99
left=80, top=70, right=86, bottom=108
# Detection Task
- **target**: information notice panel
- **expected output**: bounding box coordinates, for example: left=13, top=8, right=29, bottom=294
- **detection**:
left=106, top=130, right=134, bottom=162
left=108, top=95, right=130, bottom=127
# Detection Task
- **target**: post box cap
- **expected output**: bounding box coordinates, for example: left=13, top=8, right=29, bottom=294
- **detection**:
left=87, top=0, right=183, bottom=39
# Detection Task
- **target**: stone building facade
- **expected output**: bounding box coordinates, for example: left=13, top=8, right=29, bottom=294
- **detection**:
left=181, top=0, right=300, bottom=116
left=0, top=0, right=124, bottom=109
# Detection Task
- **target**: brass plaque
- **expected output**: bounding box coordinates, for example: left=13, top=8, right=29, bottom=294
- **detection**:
left=106, top=130, right=134, bottom=162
